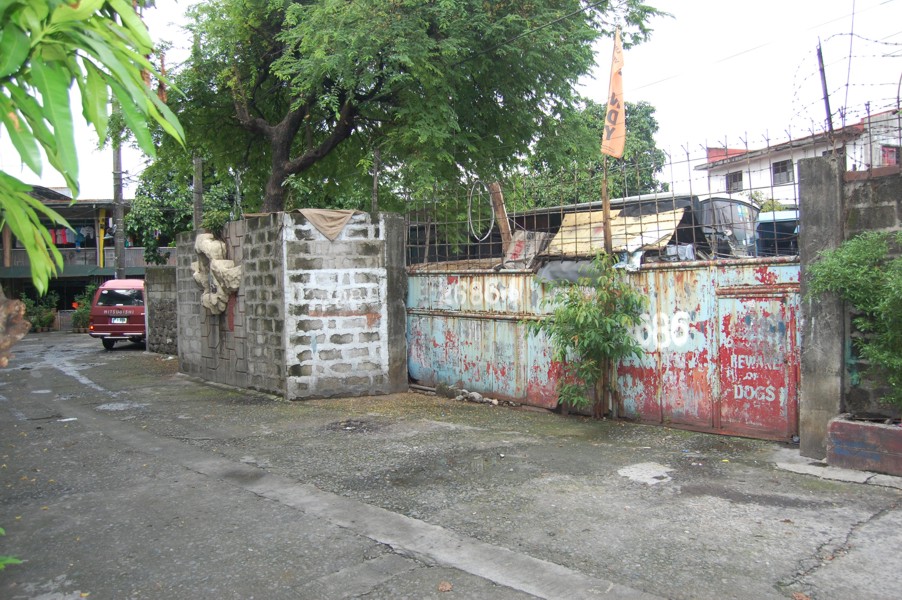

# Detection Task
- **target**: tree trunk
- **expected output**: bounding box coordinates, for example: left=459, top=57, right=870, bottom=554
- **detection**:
left=594, top=358, right=616, bottom=420
left=594, top=367, right=608, bottom=419
left=262, top=139, right=292, bottom=213
left=262, top=170, right=287, bottom=214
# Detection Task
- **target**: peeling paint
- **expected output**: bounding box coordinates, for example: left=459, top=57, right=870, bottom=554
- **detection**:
left=408, top=260, right=800, bottom=440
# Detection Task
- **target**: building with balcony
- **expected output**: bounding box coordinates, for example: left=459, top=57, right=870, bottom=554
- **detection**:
left=0, top=185, right=175, bottom=309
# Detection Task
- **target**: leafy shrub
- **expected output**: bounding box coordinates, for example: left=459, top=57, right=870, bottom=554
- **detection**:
left=527, top=253, right=646, bottom=416
left=807, top=231, right=902, bottom=405
left=202, top=209, right=232, bottom=240
left=20, top=291, right=58, bottom=330
left=71, top=284, right=97, bottom=329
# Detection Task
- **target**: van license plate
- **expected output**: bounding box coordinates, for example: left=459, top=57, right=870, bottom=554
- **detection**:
left=111, top=317, right=127, bottom=324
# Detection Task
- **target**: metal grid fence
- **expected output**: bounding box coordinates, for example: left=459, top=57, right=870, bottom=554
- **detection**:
left=404, top=143, right=814, bottom=271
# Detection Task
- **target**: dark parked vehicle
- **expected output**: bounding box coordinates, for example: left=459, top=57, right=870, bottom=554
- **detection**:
left=756, top=209, right=799, bottom=257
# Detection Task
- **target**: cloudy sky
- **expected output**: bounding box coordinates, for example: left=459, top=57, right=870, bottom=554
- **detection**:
left=3, top=0, right=899, bottom=199
left=583, top=0, right=900, bottom=157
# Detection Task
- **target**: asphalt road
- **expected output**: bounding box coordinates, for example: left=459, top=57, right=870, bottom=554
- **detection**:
left=1, top=332, right=900, bottom=600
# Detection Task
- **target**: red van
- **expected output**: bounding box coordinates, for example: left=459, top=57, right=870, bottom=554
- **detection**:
left=88, top=279, right=146, bottom=350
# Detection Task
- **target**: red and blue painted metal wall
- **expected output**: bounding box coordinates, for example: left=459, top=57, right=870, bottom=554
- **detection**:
left=407, top=257, right=800, bottom=441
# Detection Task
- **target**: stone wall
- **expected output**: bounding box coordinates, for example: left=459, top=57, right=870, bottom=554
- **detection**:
left=145, top=266, right=178, bottom=355
left=175, top=211, right=407, bottom=400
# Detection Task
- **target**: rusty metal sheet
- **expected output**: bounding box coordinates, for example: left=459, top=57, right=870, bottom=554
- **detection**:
left=407, top=258, right=801, bottom=440
left=407, top=273, right=549, bottom=402
left=544, top=208, right=685, bottom=256
left=716, top=295, right=799, bottom=439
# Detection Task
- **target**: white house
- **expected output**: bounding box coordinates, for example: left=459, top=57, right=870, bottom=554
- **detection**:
left=696, top=110, right=901, bottom=206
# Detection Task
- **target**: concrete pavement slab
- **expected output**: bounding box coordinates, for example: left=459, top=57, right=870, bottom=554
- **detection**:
left=2, top=333, right=901, bottom=600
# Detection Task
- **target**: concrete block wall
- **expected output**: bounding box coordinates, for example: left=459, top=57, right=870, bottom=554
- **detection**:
left=176, top=230, right=203, bottom=377
left=175, top=211, right=407, bottom=401
left=177, top=219, right=267, bottom=394
left=145, top=266, right=178, bottom=355
left=283, top=212, right=407, bottom=399
left=844, top=168, right=902, bottom=237
left=241, top=215, right=284, bottom=395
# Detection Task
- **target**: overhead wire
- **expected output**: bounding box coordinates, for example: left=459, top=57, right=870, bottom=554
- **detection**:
left=843, top=0, right=857, bottom=114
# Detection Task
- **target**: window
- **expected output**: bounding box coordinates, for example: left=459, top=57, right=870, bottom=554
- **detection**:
left=96, top=289, right=144, bottom=307
left=882, top=145, right=900, bottom=166
left=772, top=159, right=794, bottom=185
left=726, top=171, right=743, bottom=192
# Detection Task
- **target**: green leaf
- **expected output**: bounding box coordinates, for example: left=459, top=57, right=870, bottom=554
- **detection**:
left=17, top=3, right=46, bottom=33
left=0, top=0, right=20, bottom=19
left=0, top=24, right=29, bottom=78
left=29, top=55, right=78, bottom=185
left=108, top=79, right=154, bottom=155
left=50, top=0, right=104, bottom=24
left=6, top=81, right=58, bottom=155
left=73, top=28, right=151, bottom=112
left=0, top=172, right=66, bottom=294
left=146, top=85, right=185, bottom=144
left=107, top=0, right=153, bottom=50
left=77, top=60, right=110, bottom=142
left=0, top=92, right=41, bottom=173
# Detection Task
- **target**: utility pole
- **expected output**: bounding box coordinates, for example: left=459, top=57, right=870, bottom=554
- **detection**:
left=817, top=41, right=834, bottom=137
left=113, top=140, right=126, bottom=280
left=193, top=156, right=204, bottom=230
left=371, top=146, right=380, bottom=214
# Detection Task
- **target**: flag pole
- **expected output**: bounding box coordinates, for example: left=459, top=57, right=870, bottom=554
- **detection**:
left=598, top=27, right=625, bottom=419
left=602, top=156, right=612, bottom=254
left=600, top=27, right=624, bottom=256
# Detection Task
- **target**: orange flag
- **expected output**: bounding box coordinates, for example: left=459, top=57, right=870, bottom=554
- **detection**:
left=601, top=29, right=625, bottom=158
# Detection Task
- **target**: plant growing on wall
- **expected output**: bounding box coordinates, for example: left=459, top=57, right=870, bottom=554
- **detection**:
left=807, top=231, right=902, bottom=406
left=528, top=253, right=646, bottom=418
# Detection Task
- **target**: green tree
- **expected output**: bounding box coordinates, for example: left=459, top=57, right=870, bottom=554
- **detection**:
left=173, top=0, right=661, bottom=213
left=508, top=99, right=668, bottom=209
left=0, top=0, right=184, bottom=364
left=748, top=191, right=788, bottom=213
left=528, top=252, right=646, bottom=418
left=125, top=150, right=237, bottom=263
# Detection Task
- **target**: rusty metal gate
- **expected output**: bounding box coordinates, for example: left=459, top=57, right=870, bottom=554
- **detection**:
left=407, top=257, right=800, bottom=441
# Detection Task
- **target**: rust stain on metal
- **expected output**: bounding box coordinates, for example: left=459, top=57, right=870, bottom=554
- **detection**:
left=407, top=258, right=801, bottom=440
left=716, top=284, right=800, bottom=297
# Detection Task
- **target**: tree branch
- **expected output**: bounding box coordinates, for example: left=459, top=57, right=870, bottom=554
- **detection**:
left=234, top=96, right=273, bottom=137
left=283, top=101, right=357, bottom=175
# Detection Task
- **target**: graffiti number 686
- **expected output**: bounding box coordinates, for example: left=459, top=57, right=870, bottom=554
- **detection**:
left=636, top=311, right=691, bottom=351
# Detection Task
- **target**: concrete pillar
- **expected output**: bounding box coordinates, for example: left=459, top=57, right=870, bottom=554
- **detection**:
left=383, top=213, right=409, bottom=393
left=798, top=156, right=844, bottom=459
